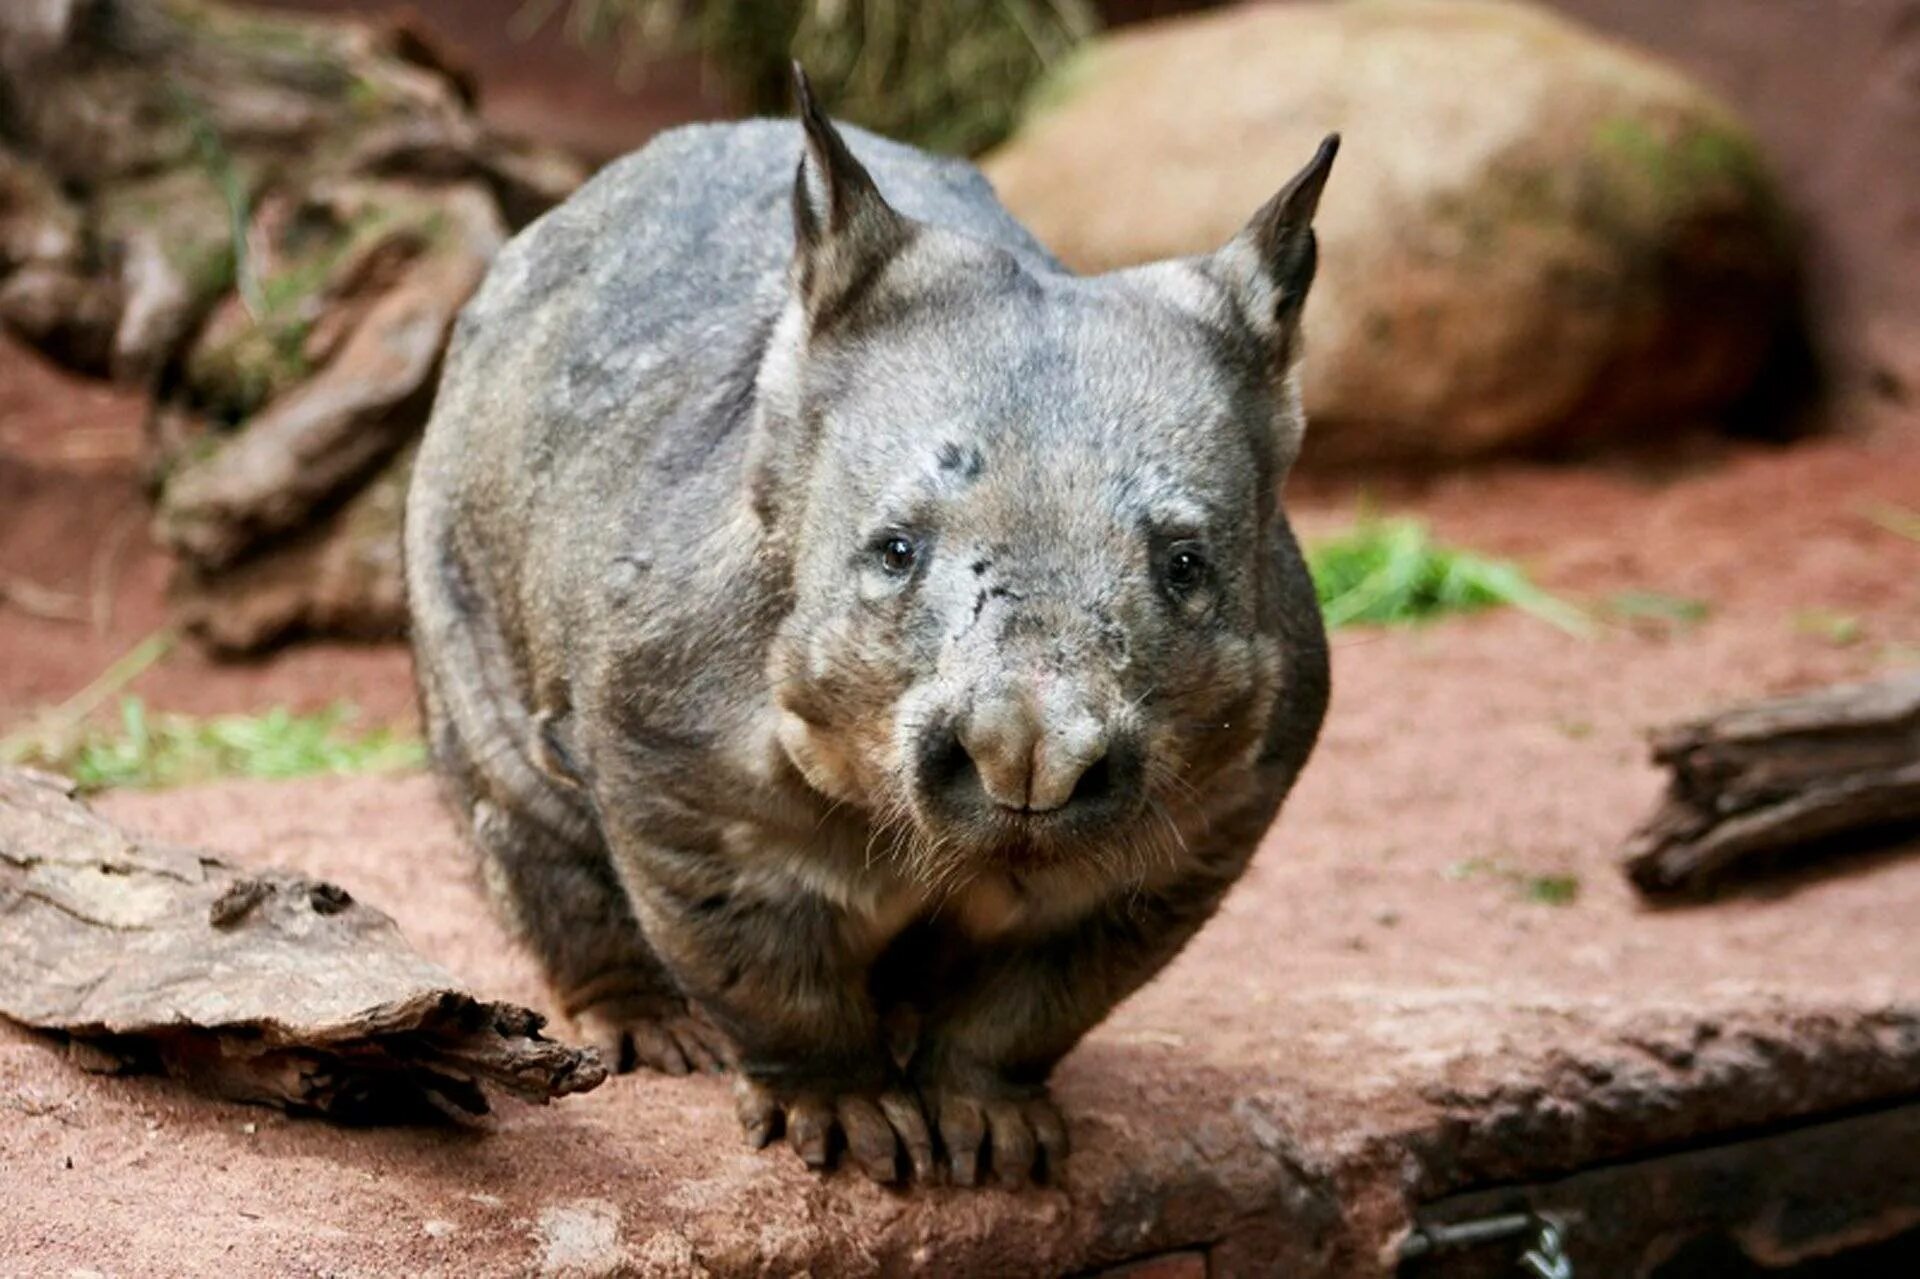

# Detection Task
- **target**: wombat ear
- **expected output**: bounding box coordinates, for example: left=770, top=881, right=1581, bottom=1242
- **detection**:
left=1219, top=133, right=1339, bottom=340
left=789, top=63, right=912, bottom=327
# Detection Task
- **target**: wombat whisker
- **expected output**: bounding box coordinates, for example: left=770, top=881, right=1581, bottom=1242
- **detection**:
left=1148, top=798, right=1190, bottom=861
left=1146, top=758, right=1206, bottom=817
left=813, top=797, right=847, bottom=833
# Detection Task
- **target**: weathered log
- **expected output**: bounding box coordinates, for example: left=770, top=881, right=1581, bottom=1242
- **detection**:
left=0, top=767, right=606, bottom=1119
left=155, top=181, right=502, bottom=568
left=1624, top=671, right=1920, bottom=895
left=0, top=1, right=585, bottom=645
left=170, top=445, right=413, bottom=653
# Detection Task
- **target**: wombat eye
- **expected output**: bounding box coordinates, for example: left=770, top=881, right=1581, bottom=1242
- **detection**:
left=880, top=534, right=918, bottom=575
left=1165, top=544, right=1209, bottom=593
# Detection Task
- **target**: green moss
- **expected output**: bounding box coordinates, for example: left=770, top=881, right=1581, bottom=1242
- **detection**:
left=184, top=199, right=425, bottom=421
left=1682, top=128, right=1765, bottom=185
left=1524, top=874, right=1582, bottom=907
left=177, top=237, right=238, bottom=301
left=346, top=74, right=388, bottom=116
left=1591, top=112, right=1778, bottom=223
left=1594, top=116, right=1665, bottom=172
left=257, top=251, right=336, bottom=316
left=188, top=327, right=310, bottom=423
left=163, top=0, right=349, bottom=77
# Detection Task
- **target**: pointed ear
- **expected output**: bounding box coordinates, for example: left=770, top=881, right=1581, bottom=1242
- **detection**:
left=1213, top=134, right=1339, bottom=344
left=789, top=63, right=912, bottom=327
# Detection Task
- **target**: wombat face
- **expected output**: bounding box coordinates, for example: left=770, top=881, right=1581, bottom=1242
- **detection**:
left=756, top=88, right=1335, bottom=891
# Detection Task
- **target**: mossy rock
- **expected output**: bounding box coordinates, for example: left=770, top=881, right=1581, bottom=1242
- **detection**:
left=985, top=0, right=1796, bottom=463
left=180, top=188, right=440, bottom=421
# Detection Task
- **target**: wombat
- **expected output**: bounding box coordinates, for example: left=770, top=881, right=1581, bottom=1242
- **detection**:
left=405, top=69, right=1333, bottom=1187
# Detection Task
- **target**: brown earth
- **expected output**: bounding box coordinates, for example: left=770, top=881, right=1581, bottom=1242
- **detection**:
left=0, top=334, right=418, bottom=728
left=3, top=323, right=1919, bottom=1271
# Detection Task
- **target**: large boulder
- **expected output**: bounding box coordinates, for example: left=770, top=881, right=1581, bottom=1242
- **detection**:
left=985, top=0, right=1797, bottom=465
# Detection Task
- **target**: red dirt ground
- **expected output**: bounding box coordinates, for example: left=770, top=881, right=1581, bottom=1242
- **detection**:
left=3, top=329, right=1919, bottom=1272
left=0, top=334, right=420, bottom=728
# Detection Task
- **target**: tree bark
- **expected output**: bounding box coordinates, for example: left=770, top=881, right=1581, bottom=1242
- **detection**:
left=0, top=767, right=605, bottom=1119
left=1623, top=671, right=1920, bottom=895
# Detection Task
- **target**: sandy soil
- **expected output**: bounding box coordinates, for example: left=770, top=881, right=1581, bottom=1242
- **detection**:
left=2, top=327, right=1919, bottom=1272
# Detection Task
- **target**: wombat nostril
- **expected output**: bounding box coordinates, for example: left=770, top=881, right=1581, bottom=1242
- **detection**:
left=1065, top=752, right=1114, bottom=811
left=915, top=722, right=982, bottom=811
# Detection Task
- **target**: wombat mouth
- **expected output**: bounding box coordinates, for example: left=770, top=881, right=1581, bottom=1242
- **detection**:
left=914, top=793, right=1160, bottom=878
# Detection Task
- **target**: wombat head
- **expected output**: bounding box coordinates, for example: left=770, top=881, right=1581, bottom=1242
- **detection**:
left=757, top=71, right=1335, bottom=893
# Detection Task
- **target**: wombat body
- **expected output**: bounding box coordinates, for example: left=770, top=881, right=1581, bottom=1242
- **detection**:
left=406, top=83, right=1333, bottom=1186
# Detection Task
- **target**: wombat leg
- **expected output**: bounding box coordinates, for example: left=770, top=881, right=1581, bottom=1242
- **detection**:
left=614, top=847, right=935, bottom=1183
left=913, top=862, right=1251, bottom=1187
left=467, top=800, right=728, bottom=1076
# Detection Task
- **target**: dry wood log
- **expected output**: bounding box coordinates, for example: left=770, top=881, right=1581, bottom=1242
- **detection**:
left=154, top=182, right=502, bottom=570
left=0, top=767, right=605, bottom=1119
left=169, top=445, right=413, bottom=653
left=1624, top=671, right=1920, bottom=895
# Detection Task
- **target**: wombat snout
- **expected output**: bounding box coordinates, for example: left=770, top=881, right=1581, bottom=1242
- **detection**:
left=915, top=685, right=1144, bottom=836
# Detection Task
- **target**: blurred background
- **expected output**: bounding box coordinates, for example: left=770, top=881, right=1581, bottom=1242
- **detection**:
left=2, top=0, right=1916, bottom=717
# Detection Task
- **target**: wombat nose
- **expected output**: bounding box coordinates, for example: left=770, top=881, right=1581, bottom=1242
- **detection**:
left=956, top=695, right=1111, bottom=814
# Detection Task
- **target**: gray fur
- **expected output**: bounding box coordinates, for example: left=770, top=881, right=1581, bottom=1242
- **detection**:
left=406, top=101, right=1334, bottom=1185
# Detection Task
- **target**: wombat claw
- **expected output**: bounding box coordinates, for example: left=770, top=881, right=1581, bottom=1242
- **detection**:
left=734, top=1077, right=936, bottom=1185
left=922, top=1087, right=1069, bottom=1188
left=575, top=1002, right=734, bottom=1076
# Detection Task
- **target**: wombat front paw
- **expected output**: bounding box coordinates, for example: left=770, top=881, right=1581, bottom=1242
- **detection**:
left=733, top=1076, right=936, bottom=1185
left=572, top=999, right=734, bottom=1077
left=919, top=1085, right=1069, bottom=1188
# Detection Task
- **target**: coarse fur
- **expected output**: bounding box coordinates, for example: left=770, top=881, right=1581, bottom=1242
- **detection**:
left=405, top=73, right=1335, bottom=1187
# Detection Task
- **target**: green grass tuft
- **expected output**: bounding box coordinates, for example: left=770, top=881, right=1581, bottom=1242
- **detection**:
left=1306, top=517, right=1589, bottom=635
left=1862, top=503, right=1920, bottom=544
left=4, top=698, right=424, bottom=793
left=1446, top=858, right=1582, bottom=907
left=1523, top=873, right=1582, bottom=907
left=1601, top=590, right=1712, bottom=635
left=1793, top=609, right=1864, bottom=647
